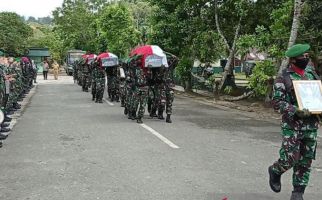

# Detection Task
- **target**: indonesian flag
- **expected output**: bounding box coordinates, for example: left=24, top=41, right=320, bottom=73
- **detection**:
left=97, top=52, right=119, bottom=67
left=130, top=45, right=168, bottom=68
left=85, top=54, right=97, bottom=64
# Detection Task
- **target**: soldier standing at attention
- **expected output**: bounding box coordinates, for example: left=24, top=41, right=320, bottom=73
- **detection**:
left=268, top=44, right=320, bottom=200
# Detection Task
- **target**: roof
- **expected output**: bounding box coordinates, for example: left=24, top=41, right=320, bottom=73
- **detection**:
left=28, top=48, right=50, bottom=57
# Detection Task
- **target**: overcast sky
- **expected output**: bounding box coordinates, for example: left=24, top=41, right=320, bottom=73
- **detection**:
left=0, top=0, right=63, bottom=18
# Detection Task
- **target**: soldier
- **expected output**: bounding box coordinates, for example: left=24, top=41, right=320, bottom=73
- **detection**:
left=132, top=59, right=148, bottom=124
left=106, top=66, right=119, bottom=102
left=268, top=44, right=320, bottom=200
left=92, top=57, right=106, bottom=103
left=164, top=54, right=178, bottom=123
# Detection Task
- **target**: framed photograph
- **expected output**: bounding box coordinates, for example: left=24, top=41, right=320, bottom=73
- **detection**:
left=293, top=80, right=322, bottom=114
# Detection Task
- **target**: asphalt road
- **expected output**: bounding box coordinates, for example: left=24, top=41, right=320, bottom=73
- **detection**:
left=0, top=75, right=321, bottom=200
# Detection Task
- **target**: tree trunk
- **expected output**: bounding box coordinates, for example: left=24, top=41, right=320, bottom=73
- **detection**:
left=218, top=20, right=241, bottom=91
left=278, top=0, right=305, bottom=74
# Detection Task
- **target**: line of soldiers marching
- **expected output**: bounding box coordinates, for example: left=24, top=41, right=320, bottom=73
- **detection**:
left=72, top=52, right=178, bottom=124
left=0, top=55, right=37, bottom=146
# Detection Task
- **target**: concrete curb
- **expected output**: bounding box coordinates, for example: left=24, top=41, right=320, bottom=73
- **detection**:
left=173, top=87, right=281, bottom=124
left=2, top=84, right=38, bottom=137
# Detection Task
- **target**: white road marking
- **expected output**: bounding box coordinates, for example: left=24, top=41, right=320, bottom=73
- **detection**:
left=103, top=98, right=114, bottom=106
left=140, top=123, right=179, bottom=149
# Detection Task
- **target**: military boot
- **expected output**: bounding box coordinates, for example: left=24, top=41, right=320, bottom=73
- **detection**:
left=166, top=114, right=172, bottom=123
left=121, top=100, right=125, bottom=107
left=98, top=99, right=103, bottom=103
left=158, top=109, right=164, bottom=120
left=137, top=118, right=143, bottom=124
left=150, top=109, right=157, bottom=118
left=1, top=123, right=10, bottom=128
left=4, top=117, right=12, bottom=122
left=268, top=166, right=281, bottom=193
left=290, top=186, right=305, bottom=200
left=0, top=133, right=8, bottom=140
left=92, top=96, right=95, bottom=101
left=131, top=111, right=136, bottom=120
left=290, top=192, right=304, bottom=200
left=128, top=110, right=132, bottom=119
left=0, top=127, right=11, bottom=133
left=124, top=107, right=128, bottom=115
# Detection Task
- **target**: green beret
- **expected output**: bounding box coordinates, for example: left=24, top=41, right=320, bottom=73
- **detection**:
left=0, top=51, right=4, bottom=56
left=285, top=44, right=310, bottom=58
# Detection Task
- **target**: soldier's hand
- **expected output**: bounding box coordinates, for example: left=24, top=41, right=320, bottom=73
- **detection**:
left=295, top=108, right=311, bottom=118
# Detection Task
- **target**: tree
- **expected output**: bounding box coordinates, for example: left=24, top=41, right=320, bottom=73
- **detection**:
left=0, top=12, right=33, bottom=56
left=97, top=4, right=140, bottom=57
left=52, top=0, right=98, bottom=53
left=278, top=0, right=305, bottom=74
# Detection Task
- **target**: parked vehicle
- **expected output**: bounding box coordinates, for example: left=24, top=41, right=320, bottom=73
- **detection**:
left=65, top=50, right=86, bottom=76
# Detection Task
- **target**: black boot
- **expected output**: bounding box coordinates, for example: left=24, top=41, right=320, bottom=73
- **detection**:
left=1, top=123, right=10, bottom=128
left=166, top=114, right=172, bottom=123
left=290, top=186, right=305, bottom=200
left=0, top=133, right=8, bottom=140
left=158, top=111, right=164, bottom=120
left=128, top=110, right=132, bottom=119
left=137, top=118, right=143, bottom=124
left=98, top=99, right=103, bottom=103
left=131, top=111, right=136, bottom=120
left=124, top=107, right=128, bottom=115
left=121, top=101, right=125, bottom=107
left=4, top=117, right=12, bottom=122
left=290, top=192, right=304, bottom=200
left=0, top=127, right=11, bottom=133
left=150, top=109, right=157, bottom=118
left=92, top=96, right=95, bottom=101
left=268, top=166, right=281, bottom=193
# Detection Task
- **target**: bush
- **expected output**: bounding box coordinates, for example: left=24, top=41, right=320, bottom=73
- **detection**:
left=248, top=60, right=276, bottom=97
left=175, top=56, right=193, bottom=85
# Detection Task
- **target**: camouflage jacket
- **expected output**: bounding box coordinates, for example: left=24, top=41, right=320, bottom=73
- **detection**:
left=272, top=65, right=320, bottom=130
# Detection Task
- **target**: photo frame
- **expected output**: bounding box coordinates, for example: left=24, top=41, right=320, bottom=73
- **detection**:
left=293, top=80, right=322, bottom=114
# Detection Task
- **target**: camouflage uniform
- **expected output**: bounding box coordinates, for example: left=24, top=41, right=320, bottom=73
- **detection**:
left=148, top=67, right=166, bottom=119
left=271, top=65, right=319, bottom=188
left=106, top=67, right=119, bottom=102
left=132, top=66, right=148, bottom=123
left=82, top=62, right=91, bottom=92
left=92, top=63, right=105, bottom=103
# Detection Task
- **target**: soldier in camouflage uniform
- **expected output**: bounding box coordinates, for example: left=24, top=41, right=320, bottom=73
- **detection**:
left=106, top=66, right=119, bottom=102
left=92, top=58, right=106, bottom=103
left=131, top=59, right=148, bottom=124
left=148, top=66, right=166, bottom=120
left=82, top=60, right=91, bottom=92
left=268, top=44, right=320, bottom=200
left=164, top=54, right=178, bottom=123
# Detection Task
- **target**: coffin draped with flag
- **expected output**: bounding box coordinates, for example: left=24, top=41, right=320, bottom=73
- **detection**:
left=129, top=45, right=168, bottom=68
left=96, top=52, right=119, bottom=68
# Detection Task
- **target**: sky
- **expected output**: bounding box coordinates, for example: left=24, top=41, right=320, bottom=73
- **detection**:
left=0, top=0, right=64, bottom=18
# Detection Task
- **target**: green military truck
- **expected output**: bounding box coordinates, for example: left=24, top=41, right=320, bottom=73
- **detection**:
left=64, top=50, right=86, bottom=76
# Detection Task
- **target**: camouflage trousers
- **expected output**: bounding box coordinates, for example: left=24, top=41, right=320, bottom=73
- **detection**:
left=132, top=88, right=147, bottom=119
left=272, top=129, right=318, bottom=187
left=149, top=85, right=166, bottom=114
left=119, top=82, right=126, bottom=105
left=165, top=88, right=174, bottom=115
left=96, top=78, right=105, bottom=100
left=82, top=74, right=90, bottom=91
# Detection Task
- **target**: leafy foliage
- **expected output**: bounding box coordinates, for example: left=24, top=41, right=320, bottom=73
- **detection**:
left=97, top=4, right=140, bottom=57
left=0, top=12, right=33, bottom=56
left=248, top=60, right=276, bottom=97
